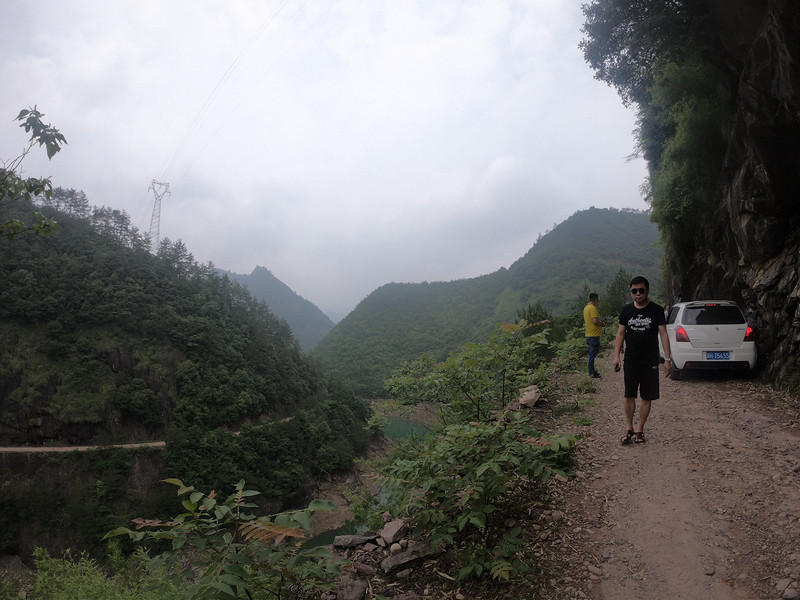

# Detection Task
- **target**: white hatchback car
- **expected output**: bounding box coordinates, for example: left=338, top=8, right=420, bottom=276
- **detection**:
left=664, top=300, right=757, bottom=380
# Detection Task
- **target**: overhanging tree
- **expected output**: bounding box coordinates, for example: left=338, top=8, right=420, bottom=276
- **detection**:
left=579, top=0, right=704, bottom=107
left=580, top=1, right=738, bottom=281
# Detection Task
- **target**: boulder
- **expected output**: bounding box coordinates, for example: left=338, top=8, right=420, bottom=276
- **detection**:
left=379, top=519, right=408, bottom=544
left=380, top=540, right=436, bottom=575
left=332, top=534, right=375, bottom=548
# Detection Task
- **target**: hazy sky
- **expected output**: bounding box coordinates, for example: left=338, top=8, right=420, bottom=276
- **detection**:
left=0, top=1, right=648, bottom=319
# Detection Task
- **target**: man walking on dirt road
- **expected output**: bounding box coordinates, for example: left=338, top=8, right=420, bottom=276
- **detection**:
left=612, top=276, right=671, bottom=445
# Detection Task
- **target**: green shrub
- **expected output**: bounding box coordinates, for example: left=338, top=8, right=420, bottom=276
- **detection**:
left=32, top=548, right=181, bottom=600
left=384, top=413, right=576, bottom=581
left=106, top=479, right=344, bottom=600
left=386, top=324, right=549, bottom=423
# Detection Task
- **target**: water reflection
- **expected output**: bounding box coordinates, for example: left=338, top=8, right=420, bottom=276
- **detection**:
left=382, top=417, right=430, bottom=441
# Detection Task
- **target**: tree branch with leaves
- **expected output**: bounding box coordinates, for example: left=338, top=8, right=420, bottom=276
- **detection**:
left=1, top=106, right=67, bottom=239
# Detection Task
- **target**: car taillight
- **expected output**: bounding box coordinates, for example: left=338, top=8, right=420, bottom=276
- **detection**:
left=675, top=326, right=690, bottom=342
left=743, top=326, right=755, bottom=341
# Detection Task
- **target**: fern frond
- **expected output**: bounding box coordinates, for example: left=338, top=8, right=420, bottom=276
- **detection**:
left=239, top=519, right=305, bottom=544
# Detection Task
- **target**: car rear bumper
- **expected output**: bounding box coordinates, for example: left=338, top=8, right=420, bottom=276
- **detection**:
left=675, top=360, right=754, bottom=371
left=669, top=345, right=757, bottom=371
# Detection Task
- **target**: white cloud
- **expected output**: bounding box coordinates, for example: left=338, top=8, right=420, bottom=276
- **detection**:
left=0, top=0, right=647, bottom=317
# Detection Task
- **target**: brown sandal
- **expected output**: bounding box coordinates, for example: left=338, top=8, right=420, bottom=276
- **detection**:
left=633, top=431, right=646, bottom=444
left=620, top=430, right=634, bottom=445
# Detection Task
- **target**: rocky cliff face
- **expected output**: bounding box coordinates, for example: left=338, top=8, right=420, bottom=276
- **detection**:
left=670, top=0, right=800, bottom=383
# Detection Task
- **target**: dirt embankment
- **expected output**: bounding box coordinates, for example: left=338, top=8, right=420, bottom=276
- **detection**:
left=559, top=354, right=800, bottom=600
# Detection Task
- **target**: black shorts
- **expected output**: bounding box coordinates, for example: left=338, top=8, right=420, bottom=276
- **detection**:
left=623, top=362, right=660, bottom=400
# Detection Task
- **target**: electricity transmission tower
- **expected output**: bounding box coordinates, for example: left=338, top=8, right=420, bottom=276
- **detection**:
left=147, top=180, right=170, bottom=251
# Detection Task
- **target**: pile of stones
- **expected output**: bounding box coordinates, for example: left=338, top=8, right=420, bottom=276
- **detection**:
left=325, top=517, right=437, bottom=600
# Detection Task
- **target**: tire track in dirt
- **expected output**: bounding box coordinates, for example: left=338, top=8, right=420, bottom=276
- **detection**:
left=566, top=354, right=800, bottom=600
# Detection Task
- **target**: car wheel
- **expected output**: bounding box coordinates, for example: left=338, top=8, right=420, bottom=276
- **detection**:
left=670, top=368, right=682, bottom=381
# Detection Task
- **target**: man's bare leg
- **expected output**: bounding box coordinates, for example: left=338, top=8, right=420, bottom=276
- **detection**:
left=637, top=399, right=652, bottom=433
left=624, top=397, right=636, bottom=431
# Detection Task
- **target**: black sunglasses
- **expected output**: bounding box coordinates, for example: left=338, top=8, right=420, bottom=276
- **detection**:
left=630, top=287, right=647, bottom=295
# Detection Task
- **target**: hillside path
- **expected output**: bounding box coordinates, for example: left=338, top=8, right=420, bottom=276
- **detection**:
left=562, top=354, right=800, bottom=600
left=0, top=441, right=165, bottom=453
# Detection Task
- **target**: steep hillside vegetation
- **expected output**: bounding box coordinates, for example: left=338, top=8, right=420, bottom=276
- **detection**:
left=312, top=273, right=510, bottom=395
left=222, top=266, right=334, bottom=351
left=0, top=199, right=369, bottom=555
left=502, top=207, right=662, bottom=314
left=312, top=207, right=662, bottom=396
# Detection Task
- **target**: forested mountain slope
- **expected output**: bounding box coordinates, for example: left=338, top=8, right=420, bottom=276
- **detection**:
left=0, top=199, right=370, bottom=554
left=503, top=207, right=662, bottom=314
left=222, top=266, right=334, bottom=351
left=312, top=207, right=662, bottom=396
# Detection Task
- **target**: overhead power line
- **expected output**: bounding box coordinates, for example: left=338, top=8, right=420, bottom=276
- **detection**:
left=156, top=0, right=294, bottom=183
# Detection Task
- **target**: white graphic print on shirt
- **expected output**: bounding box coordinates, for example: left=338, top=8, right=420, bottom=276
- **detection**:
left=627, top=315, right=652, bottom=331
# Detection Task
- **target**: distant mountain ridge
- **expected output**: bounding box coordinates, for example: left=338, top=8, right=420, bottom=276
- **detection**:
left=222, top=266, right=334, bottom=351
left=311, top=207, right=663, bottom=396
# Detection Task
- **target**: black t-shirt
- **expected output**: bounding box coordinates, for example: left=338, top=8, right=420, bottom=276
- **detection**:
left=619, top=300, right=666, bottom=365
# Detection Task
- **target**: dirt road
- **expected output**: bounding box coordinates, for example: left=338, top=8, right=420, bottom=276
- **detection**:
left=564, top=355, right=800, bottom=600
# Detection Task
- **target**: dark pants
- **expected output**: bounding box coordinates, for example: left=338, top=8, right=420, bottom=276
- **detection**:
left=586, top=336, right=600, bottom=375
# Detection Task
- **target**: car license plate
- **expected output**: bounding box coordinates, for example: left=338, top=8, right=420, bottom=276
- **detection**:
left=706, top=351, right=730, bottom=360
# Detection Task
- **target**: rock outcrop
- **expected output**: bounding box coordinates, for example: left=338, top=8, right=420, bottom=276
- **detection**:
left=670, top=0, right=800, bottom=382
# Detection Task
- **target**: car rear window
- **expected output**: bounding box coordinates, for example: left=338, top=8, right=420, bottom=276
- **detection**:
left=682, top=304, right=745, bottom=325
left=667, top=307, right=679, bottom=324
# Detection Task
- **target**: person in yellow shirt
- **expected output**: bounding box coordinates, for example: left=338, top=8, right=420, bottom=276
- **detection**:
left=583, top=292, right=606, bottom=378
